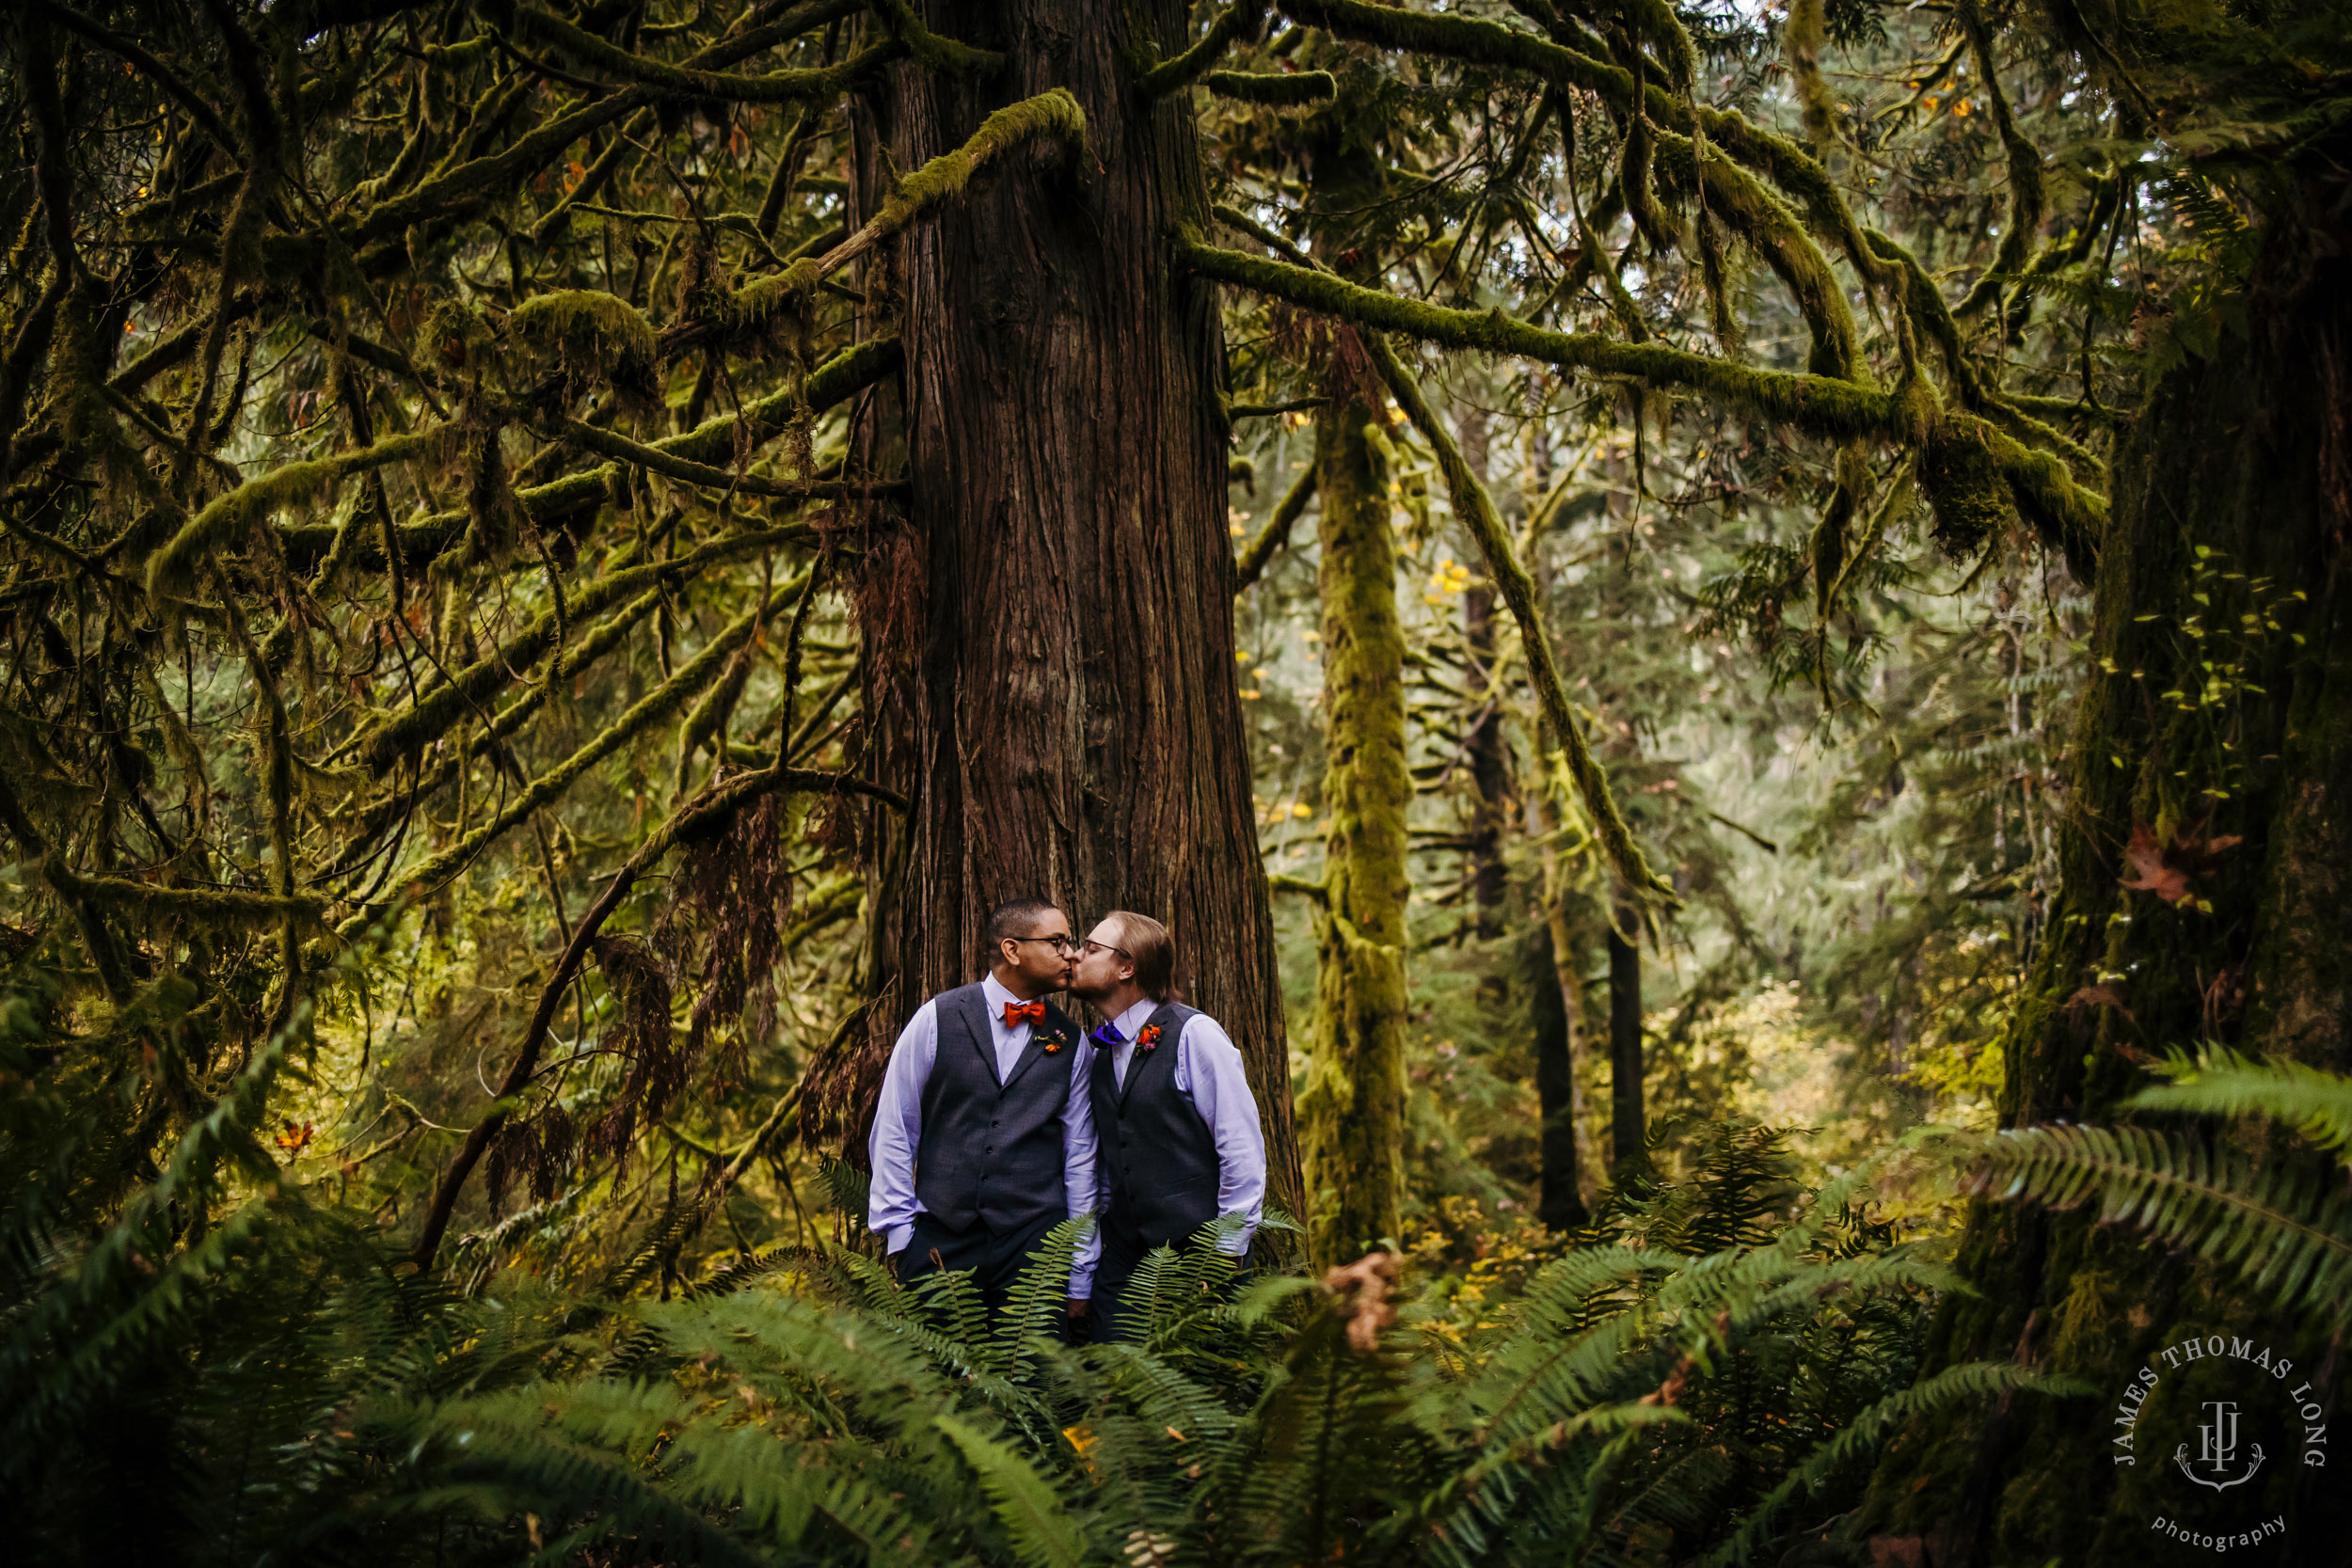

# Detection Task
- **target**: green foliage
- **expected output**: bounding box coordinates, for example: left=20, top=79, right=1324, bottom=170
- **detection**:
left=1975, top=1055, right=2352, bottom=1323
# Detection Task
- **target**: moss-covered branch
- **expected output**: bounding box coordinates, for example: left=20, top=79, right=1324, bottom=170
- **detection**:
left=145, top=426, right=455, bottom=603
left=1204, top=69, right=1335, bottom=106
left=1235, top=465, right=1315, bottom=593
left=1278, top=0, right=1632, bottom=101
left=346, top=523, right=814, bottom=773
left=342, top=566, right=813, bottom=932
left=1950, top=0, right=2046, bottom=317
left=507, top=6, right=898, bottom=103
left=1135, top=2, right=1263, bottom=96
left=731, top=90, right=1086, bottom=327
left=1184, top=235, right=1894, bottom=438
left=1366, top=334, right=1677, bottom=907
left=1185, top=236, right=2107, bottom=538
left=403, top=753, right=882, bottom=1268
left=47, top=864, right=327, bottom=930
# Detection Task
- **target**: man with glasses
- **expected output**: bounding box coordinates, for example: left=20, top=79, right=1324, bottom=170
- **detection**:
left=867, top=897, right=1098, bottom=1328
left=1067, top=911, right=1265, bottom=1341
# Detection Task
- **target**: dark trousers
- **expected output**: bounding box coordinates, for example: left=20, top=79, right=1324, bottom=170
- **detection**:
left=1089, top=1225, right=1153, bottom=1343
left=1090, top=1223, right=1244, bottom=1342
left=894, top=1209, right=1065, bottom=1321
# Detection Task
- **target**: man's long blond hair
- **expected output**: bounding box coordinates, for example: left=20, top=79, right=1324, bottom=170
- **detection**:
left=1105, top=911, right=1174, bottom=1000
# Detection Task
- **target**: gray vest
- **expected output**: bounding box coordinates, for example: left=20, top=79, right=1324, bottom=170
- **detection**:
left=1089, top=1001, right=1220, bottom=1250
left=914, top=982, right=1079, bottom=1234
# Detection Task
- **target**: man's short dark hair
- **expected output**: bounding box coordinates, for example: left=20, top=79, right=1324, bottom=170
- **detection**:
left=982, top=897, right=1062, bottom=969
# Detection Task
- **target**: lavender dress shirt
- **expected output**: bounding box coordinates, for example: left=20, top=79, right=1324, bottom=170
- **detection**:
left=1096, top=996, right=1267, bottom=1255
left=866, top=972, right=1102, bottom=1293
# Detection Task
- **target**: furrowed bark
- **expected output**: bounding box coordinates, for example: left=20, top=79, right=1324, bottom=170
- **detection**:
left=820, top=0, right=1301, bottom=1229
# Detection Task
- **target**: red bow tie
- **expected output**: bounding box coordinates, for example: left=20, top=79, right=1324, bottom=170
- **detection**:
left=1001, top=1000, right=1046, bottom=1027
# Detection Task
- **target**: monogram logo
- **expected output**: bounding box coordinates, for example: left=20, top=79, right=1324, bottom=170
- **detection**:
left=2176, top=1399, right=2265, bottom=1491
left=2110, top=1331, right=2330, bottom=1559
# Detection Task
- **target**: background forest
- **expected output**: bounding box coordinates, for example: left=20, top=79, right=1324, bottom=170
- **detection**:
left=4, top=0, right=2348, bottom=1564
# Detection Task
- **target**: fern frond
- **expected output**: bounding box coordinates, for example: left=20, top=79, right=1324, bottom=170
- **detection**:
left=934, top=1413, right=1090, bottom=1568
left=988, top=1213, right=1090, bottom=1375
left=1696, top=1360, right=2085, bottom=1566
left=2126, top=1051, right=2352, bottom=1151
left=1978, top=1122, right=2352, bottom=1321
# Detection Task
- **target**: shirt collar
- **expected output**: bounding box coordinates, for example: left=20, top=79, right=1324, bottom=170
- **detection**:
left=1113, top=996, right=1161, bottom=1039
left=981, top=972, right=1022, bottom=1017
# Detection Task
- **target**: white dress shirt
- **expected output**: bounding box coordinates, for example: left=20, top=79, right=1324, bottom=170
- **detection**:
left=866, top=972, right=1102, bottom=1293
left=1097, top=997, right=1266, bottom=1255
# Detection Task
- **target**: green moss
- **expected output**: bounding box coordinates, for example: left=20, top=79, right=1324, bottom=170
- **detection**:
left=730, top=92, right=1084, bottom=330
left=1919, top=417, right=2011, bottom=557
left=1135, top=2, right=1260, bottom=96
left=146, top=426, right=451, bottom=604
left=508, top=289, right=659, bottom=404
left=47, top=863, right=325, bottom=929
left=882, top=89, right=1085, bottom=230
left=342, top=567, right=810, bottom=934
left=1656, top=130, right=1860, bottom=380
left=1950, top=0, right=2045, bottom=317
left=1279, top=0, right=1634, bottom=102
left=1201, top=68, right=1335, bottom=106
left=1785, top=0, right=1837, bottom=150
left=1296, top=388, right=1411, bottom=1266
left=509, top=5, right=897, bottom=103
left=1182, top=236, right=1893, bottom=438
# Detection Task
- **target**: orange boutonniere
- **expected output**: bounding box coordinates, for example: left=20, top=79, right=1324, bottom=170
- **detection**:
left=1041, top=1026, right=1069, bottom=1055
left=1136, top=1024, right=1164, bottom=1053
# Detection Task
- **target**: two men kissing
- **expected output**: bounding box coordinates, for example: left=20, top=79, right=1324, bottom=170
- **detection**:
left=866, top=899, right=1266, bottom=1339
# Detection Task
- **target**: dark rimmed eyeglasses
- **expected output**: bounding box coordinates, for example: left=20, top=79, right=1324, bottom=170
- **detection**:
left=1006, top=934, right=1080, bottom=956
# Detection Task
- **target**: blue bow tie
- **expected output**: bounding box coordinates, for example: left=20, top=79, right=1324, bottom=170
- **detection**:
left=1090, top=1022, right=1125, bottom=1050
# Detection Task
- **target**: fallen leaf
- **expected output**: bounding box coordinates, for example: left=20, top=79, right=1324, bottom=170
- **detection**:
left=2120, top=821, right=2190, bottom=903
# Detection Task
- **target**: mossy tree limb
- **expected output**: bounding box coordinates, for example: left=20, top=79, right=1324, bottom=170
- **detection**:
left=1366, top=334, right=1677, bottom=908
left=1234, top=465, right=1315, bottom=593
left=731, top=90, right=1087, bottom=327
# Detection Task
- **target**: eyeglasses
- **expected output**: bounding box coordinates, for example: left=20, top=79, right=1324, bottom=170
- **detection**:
left=1006, top=934, right=1079, bottom=956
left=1079, top=939, right=1129, bottom=960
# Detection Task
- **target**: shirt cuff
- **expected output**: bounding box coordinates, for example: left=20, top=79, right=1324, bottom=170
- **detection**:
left=1069, top=1263, right=1095, bottom=1296
left=884, top=1223, right=914, bottom=1256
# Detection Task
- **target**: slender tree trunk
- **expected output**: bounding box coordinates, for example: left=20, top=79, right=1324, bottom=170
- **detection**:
left=1606, top=915, right=1643, bottom=1164
left=808, top=0, right=1301, bottom=1227
left=1865, top=188, right=2352, bottom=1565
left=1529, top=914, right=1588, bottom=1231
left=1455, top=404, right=1511, bottom=927
left=1297, top=379, right=1411, bottom=1264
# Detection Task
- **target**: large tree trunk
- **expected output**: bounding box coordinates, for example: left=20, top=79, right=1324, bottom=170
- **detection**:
left=1297, top=382, right=1411, bottom=1264
left=808, top=1, right=1301, bottom=1228
left=1863, top=188, right=2352, bottom=1565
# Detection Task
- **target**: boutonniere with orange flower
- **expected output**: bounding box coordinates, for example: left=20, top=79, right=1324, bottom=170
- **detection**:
left=1041, top=1026, right=1070, bottom=1054
left=1136, top=1024, right=1164, bottom=1053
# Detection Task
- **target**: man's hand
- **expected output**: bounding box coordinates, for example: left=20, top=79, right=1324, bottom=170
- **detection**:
left=1067, top=1296, right=1090, bottom=1320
